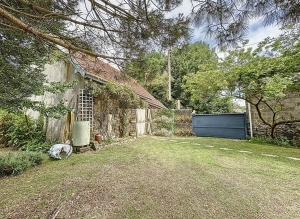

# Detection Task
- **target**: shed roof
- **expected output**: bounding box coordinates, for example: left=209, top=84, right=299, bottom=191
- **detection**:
left=72, top=52, right=167, bottom=109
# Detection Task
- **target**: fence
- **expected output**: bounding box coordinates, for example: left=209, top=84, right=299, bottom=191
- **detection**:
left=192, top=113, right=247, bottom=139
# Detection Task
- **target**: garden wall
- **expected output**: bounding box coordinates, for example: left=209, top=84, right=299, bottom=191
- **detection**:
left=247, top=92, right=300, bottom=140
left=150, top=109, right=193, bottom=136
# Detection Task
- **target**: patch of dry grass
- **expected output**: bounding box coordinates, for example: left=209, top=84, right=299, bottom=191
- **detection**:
left=0, top=136, right=300, bottom=219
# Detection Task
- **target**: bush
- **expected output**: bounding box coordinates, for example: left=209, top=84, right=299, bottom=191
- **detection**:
left=174, top=128, right=195, bottom=137
left=0, top=110, right=48, bottom=151
left=19, top=139, right=52, bottom=153
left=0, top=152, right=44, bottom=177
left=174, top=115, right=192, bottom=123
left=0, top=111, right=31, bottom=147
left=250, top=135, right=291, bottom=147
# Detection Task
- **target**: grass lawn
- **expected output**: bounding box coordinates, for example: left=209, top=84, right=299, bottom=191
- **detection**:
left=0, top=136, right=300, bottom=219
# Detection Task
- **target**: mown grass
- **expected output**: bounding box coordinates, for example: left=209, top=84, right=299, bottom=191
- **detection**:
left=0, top=136, right=299, bottom=219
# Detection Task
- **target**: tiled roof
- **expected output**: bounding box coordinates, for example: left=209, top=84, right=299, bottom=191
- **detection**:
left=72, top=52, right=167, bottom=109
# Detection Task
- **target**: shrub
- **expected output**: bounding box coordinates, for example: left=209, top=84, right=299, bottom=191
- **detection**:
left=0, top=112, right=32, bottom=147
left=0, top=152, right=44, bottom=177
left=19, top=151, right=44, bottom=165
left=174, top=128, right=195, bottom=137
left=0, top=110, right=48, bottom=152
left=156, top=120, right=173, bottom=131
left=19, top=139, right=52, bottom=153
left=174, top=115, right=192, bottom=123
left=289, top=126, right=300, bottom=147
left=250, top=135, right=291, bottom=147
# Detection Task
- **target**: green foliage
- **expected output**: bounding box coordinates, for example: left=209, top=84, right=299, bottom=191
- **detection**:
left=171, top=41, right=219, bottom=108
left=124, top=51, right=167, bottom=86
left=43, top=80, right=77, bottom=95
left=123, top=41, right=226, bottom=110
left=39, top=100, right=72, bottom=120
left=19, top=140, right=52, bottom=154
left=249, top=135, right=291, bottom=147
left=184, top=26, right=300, bottom=137
left=92, top=81, right=147, bottom=109
left=152, top=109, right=195, bottom=136
left=34, top=80, right=78, bottom=119
left=188, top=96, right=234, bottom=114
left=174, top=115, right=192, bottom=123
left=0, top=152, right=44, bottom=177
left=146, top=71, right=175, bottom=108
left=124, top=51, right=176, bottom=108
left=0, top=28, right=56, bottom=112
left=174, top=128, right=195, bottom=137
left=289, top=126, right=300, bottom=147
left=1, top=112, right=33, bottom=147
left=0, top=2, right=78, bottom=114
left=156, top=120, right=173, bottom=131
left=290, top=126, right=300, bottom=140
left=0, top=110, right=49, bottom=151
left=155, top=109, right=174, bottom=118
left=151, top=109, right=174, bottom=136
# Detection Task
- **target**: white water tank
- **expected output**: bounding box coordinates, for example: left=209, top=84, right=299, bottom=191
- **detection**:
left=72, top=121, right=90, bottom=146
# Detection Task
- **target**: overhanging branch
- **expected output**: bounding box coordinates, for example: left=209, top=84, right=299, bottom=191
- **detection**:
left=0, top=7, right=126, bottom=60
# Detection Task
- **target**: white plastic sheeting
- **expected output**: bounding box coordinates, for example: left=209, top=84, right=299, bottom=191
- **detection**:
left=48, top=141, right=73, bottom=160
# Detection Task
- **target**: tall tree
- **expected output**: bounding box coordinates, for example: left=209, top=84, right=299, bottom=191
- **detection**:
left=124, top=51, right=174, bottom=107
left=185, top=26, right=300, bottom=137
left=0, top=28, right=56, bottom=111
left=0, top=0, right=190, bottom=63
left=170, top=41, right=229, bottom=112
left=125, top=51, right=167, bottom=86
left=125, top=41, right=233, bottom=111
left=0, top=0, right=78, bottom=111
left=1, top=0, right=298, bottom=54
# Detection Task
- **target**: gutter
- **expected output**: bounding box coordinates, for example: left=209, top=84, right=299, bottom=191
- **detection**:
left=85, top=74, right=106, bottom=84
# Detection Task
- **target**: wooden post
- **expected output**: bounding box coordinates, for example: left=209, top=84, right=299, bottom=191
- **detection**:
left=168, top=49, right=171, bottom=100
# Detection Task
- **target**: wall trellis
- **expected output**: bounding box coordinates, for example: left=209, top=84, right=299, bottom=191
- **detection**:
left=77, top=89, right=93, bottom=131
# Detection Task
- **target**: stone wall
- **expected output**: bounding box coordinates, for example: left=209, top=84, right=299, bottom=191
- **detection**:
left=247, top=92, right=300, bottom=138
left=92, top=94, right=131, bottom=139
left=150, top=109, right=193, bottom=136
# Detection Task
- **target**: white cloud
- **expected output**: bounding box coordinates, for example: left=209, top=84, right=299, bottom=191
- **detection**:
left=245, top=20, right=282, bottom=48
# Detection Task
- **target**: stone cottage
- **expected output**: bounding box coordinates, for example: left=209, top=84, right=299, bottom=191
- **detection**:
left=28, top=52, right=166, bottom=142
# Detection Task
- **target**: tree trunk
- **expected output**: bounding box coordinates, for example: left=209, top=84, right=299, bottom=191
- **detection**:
left=270, top=125, right=276, bottom=138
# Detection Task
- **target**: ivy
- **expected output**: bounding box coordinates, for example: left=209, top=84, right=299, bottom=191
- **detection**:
left=87, top=81, right=147, bottom=109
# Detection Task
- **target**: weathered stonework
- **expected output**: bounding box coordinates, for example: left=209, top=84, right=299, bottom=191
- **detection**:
left=247, top=92, right=300, bottom=141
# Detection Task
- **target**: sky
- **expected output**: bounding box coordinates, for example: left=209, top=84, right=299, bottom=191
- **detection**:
left=169, top=1, right=283, bottom=52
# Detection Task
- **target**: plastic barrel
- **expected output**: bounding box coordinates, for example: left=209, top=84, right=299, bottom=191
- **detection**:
left=72, top=121, right=90, bottom=146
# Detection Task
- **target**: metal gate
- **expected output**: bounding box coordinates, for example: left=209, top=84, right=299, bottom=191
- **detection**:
left=192, top=113, right=247, bottom=139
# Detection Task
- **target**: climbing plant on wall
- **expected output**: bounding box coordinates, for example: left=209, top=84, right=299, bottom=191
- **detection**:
left=86, top=81, right=147, bottom=138
left=86, top=81, right=147, bottom=109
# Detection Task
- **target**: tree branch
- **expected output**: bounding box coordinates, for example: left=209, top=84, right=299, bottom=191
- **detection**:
left=254, top=97, right=272, bottom=127
left=0, top=7, right=125, bottom=60
left=16, top=0, right=117, bottom=32
left=96, top=0, right=139, bottom=20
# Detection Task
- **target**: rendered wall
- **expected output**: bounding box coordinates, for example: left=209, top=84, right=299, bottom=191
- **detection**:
left=27, top=60, right=85, bottom=142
